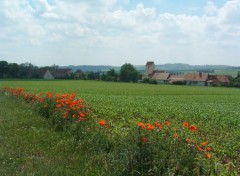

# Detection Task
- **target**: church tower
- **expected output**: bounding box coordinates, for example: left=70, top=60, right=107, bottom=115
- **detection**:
left=145, top=61, right=155, bottom=78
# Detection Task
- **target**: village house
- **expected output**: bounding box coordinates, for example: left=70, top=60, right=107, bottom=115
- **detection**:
left=144, top=61, right=230, bottom=86
left=168, top=74, right=185, bottom=84
left=208, top=75, right=230, bottom=86
left=43, top=69, right=72, bottom=79
left=43, top=70, right=54, bottom=79
left=151, top=72, right=170, bottom=83
left=184, top=72, right=209, bottom=86
left=144, top=61, right=170, bottom=83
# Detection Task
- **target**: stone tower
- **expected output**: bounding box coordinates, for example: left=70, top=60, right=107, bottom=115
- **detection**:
left=145, top=61, right=155, bottom=78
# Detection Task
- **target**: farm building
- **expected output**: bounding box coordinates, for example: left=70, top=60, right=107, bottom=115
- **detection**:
left=208, top=75, right=230, bottom=86
left=168, top=74, right=185, bottom=84
left=43, top=70, right=54, bottom=79
left=43, top=69, right=72, bottom=79
left=184, top=72, right=209, bottom=86
left=144, top=61, right=230, bottom=86
left=144, top=61, right=169, bottom=83
left=151, top=72, right=170, bottom=83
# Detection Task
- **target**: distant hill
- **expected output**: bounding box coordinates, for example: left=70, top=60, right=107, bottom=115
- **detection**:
left=61, top=63, right=240, bottom=73
left=60, top=65, right=120, bottom=72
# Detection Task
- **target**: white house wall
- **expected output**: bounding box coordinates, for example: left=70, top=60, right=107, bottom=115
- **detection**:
left=186, top=81, right=206, bottom=86
left=44, top=70, right=54, bottom=79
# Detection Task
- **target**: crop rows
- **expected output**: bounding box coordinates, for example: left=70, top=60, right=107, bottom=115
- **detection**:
left=0, top=80, right=240, bottom=174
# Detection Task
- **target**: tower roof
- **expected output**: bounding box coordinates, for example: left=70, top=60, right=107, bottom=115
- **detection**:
left=146, top=61, right=154, bottom=66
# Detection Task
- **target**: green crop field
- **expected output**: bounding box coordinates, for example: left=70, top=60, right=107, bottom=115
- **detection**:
left=0, top=80, right=240, bottom=175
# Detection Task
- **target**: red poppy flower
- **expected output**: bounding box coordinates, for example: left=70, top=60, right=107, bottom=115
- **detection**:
left=99, top=120, right=106, bottom=126
left=165, top=121, right=170, bottom=126
left=63, top=112, right=68, bottom=118
left=189, top=125, right=197, bottom=132
left=205, top=152, right=211, bottom=159
left=79, top=112, right=85, bottom=117
left=146, top=124, right=154, bottom=131
left=182, top=121, right=189, bottom=128
left=138, top=122, right=145, bottom=129
left=205, top=147, right=211, bottom=151
left=154, top=122, right=163, bottom=130
left=196, top=145, right=202, bottom=151
left=201, top=141, right=208, bottom=146
left=79, top=117, right=85, bottom=121
left=140, top=137, right=147, bottom=143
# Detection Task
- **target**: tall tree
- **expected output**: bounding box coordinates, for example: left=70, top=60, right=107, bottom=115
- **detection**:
left=19, top=62, right=35, bottom=78
left=8, top=63, right=20, bottom=78
left=119, top=63, right=138, bottom=82
left=0, top=61, right=9, bottom=78
left=106, top=69, right=118, bottom=81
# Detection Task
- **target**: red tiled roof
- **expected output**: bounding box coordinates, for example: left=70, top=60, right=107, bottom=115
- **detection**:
left=168, top=74, right=185, bottom=83
left=184, top=72, right=208, bottom=82
left=151, top=72, right=170, bottom=80
left=215, top=75, right=230, bottom=83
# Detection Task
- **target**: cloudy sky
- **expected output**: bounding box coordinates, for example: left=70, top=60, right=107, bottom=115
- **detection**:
left=0, top=0, right=240, bottom=66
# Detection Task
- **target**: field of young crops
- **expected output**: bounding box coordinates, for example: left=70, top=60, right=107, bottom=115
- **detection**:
left=1, top=80, right=240, bottom=175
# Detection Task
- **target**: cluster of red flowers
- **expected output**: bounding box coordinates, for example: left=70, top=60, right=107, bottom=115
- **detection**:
left=3, top=87, right=211, bottom=159
left=54, top=92, right=87, bottom=122
left=2, top=87, right=24, bottom=96
left=138, top=120, right=171, bottom=131
left=138, top=120, right=212, bottom=159
left=2, top=87, right=107, bottom=128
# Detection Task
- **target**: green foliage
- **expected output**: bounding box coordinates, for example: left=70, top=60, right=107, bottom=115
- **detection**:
left=1, top=81, right=240, bottom=175
left=101, top=69, right=119, bottom=82
left=0, top=60, right=9, bottom=78
left=149, top=79, right=158, bottom=84
left=8, top=63, right=20, bottom=78
left=120, top=63, right=139, bottom=82
left=172, top=81, right=186, bottom=85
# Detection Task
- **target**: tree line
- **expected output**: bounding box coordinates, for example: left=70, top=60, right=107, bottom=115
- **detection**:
left=0, top=61, right=141, bottom=82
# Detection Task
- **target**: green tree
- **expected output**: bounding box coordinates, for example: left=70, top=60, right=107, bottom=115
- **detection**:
left=106, top=69, right=118, bottom=81
left=87, top=71, right=96, bottom=80
left=8, top=63, right=20, bottom=78
left=19, top=62, right=35, bottom=78
left=119, top=63, right=139, bottom=82
left=0, top=61, right=9, bottom=78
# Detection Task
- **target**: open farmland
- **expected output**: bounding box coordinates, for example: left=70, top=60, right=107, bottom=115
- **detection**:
left=1, top=80, right=240, bottom=175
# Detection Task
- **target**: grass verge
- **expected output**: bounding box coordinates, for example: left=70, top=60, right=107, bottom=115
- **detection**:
left=0, top=94, right=107, bottom=176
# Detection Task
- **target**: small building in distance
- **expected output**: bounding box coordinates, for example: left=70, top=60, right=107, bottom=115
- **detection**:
left=43, top=70, right=54, bottom=79
left=43, top=69, right=72, bottom=79
left=208, top=75, right=230, bottom=86
left=144, top=61, right=170, bottom=83
left=168, top=74, right=186, bottom=84
left=184, top=72, right=209, bottom=86
left=151, top=71, right=170, bottom=83
left=143, top=61, right=230, bottom=86
left=144, top=61, right=155, bottom=78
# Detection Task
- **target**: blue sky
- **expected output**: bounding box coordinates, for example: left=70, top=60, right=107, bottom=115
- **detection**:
left=0, top=0, right=240, bottom=66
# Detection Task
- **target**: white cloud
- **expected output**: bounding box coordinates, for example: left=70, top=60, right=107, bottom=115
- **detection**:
left=205, top=1, right=218, bottom=15
left=218, top=0, right=240, bottom=25
left=0, top=0, right=240, bottom=66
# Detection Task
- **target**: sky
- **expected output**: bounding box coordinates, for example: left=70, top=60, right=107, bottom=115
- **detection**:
left=0, top=0, right=240, bottom=66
